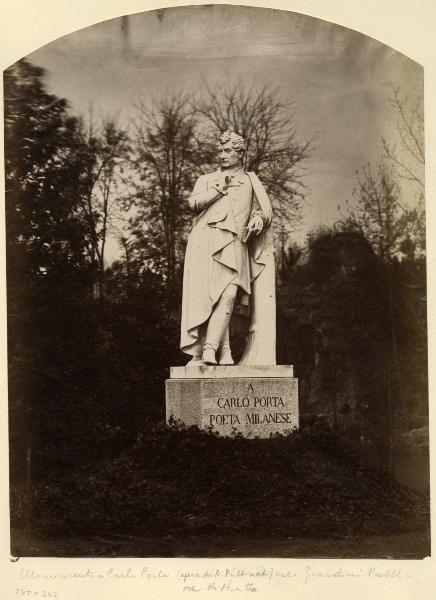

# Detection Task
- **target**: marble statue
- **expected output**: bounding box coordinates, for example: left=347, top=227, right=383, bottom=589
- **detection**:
left=180, top=130, right=276, bottom=367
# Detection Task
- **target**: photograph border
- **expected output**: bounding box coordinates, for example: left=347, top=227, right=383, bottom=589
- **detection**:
left=1, top=1, right=434, bottom=598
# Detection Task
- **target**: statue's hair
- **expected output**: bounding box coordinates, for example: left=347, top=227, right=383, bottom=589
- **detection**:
left=217, top=130, right=245, bottom=153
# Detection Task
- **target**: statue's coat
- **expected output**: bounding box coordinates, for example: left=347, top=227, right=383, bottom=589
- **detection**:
left=180, top=170, right=276, bottom=365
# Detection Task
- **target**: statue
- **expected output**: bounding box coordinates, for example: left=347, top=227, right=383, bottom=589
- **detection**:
left=180, top=130, right=276, bottom=367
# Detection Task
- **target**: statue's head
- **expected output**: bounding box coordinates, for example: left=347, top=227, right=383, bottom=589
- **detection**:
left=217, top=130, right=245, bottom=169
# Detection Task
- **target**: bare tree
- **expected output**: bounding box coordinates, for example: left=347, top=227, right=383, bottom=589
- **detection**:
left=130, top=93, right=214, bottom=291
left=195, top=79, right=312, bottom=227
left=340, top=87, right=425, bottom=259
left=346, top=163, right=416, bottom=261
left=80, top=116, right=130, bottom=298
left=382, top=88, right=424, bottom=190
left=382, top=88, right=425, bottom=258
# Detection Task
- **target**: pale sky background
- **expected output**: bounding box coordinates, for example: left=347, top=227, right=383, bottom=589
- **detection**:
left=26, top=4, right=423, bottom=260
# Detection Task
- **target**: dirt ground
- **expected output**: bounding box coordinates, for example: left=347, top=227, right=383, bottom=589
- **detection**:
left=10, top=528, right=430, bottom=559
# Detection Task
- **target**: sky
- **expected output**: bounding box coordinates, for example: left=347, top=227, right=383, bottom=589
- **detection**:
left=26, top=4, right=423, bottom=258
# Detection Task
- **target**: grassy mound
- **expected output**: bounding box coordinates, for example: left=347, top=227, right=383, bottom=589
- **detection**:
left=32, top=424, right=428, bottom=540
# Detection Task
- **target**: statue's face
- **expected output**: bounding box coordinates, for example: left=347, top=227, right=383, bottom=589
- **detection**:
left=219, top=141, right=242, bottom=169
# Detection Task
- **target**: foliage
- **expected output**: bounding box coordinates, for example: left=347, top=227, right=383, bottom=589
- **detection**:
left=279, top=230, right=390, bottom=441
left=28, top=424, right=428, bottom=541
left=4, top=60, right=91, bottom=282
left=278, top=227, right=427, bottom=473
left=5, top=61, right=180, bottom=484
left=338, top=158, right=427, bottom=432
left=5, top=60, right=99, bottom=478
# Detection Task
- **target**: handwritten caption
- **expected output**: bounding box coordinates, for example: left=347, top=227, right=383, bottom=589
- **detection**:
left=13, top=564, right=415, bottom=597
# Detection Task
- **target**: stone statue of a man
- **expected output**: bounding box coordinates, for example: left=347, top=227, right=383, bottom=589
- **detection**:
left=180, top=130, right=276, bottom=367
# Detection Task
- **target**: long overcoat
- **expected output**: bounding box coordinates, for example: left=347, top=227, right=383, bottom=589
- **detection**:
left=180, top=170, right=276, bottom=365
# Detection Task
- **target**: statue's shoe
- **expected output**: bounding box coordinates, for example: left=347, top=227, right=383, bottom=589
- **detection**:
left=218, top=349, right=234, bottom=365
left=202, top=348, right=217, bottom=365
left=186, top=358, right=204, bottom=367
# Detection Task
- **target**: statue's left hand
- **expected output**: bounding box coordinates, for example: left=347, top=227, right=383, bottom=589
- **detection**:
left=247, top=215, right=264, bottom=235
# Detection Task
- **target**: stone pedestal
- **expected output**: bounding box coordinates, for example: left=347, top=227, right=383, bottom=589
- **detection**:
left=165, top=365, right=298, bottom=438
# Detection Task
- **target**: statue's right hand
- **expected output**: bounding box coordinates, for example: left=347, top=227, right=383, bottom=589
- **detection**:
left=212, top=173, right=230, bottom=195
left=219, top=173, right=231, bottom=190
left=223, top=174, right=232, bottom=188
